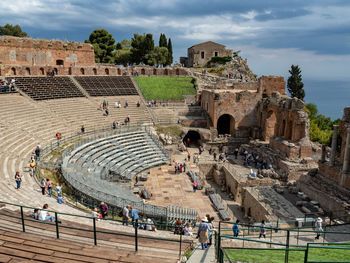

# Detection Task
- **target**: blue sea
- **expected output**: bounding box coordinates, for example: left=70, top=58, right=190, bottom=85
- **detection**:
left=303, top=79, right=350, bottom=120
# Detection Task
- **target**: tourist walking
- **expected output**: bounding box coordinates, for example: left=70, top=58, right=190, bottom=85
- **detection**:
left=81, top=125, right=85, bottom=134
left=46, top=179, right=53, bottom=197
left=259, top=220, right=266, bottom=238
left=315, top=217, right=323, bottom=240
left=131, top=207, right=139, bottom=228
left=15, top=171, right=22, bottom=190
left=197, top=217, right=211, bottom=250
left=233, top=220, right=240, bottom=237
left=183, top=162, right=187, bottom=173
left=122, top=205, right=130, bottom=226
left=40, top=178, right=46, bottom=195
left=99, top=202, right=108, bottom=219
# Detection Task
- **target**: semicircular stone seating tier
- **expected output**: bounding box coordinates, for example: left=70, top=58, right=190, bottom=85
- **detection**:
left=62, top=129, right=198, bottom=221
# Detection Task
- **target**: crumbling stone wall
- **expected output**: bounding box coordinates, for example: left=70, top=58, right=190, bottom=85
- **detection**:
left=258, top=93, right=312, bottom=158
left=201, top=89, right=260, bottom=137
left=259, top=76, right=286, bottom=96
left=0, top=36, right=95, bottom=66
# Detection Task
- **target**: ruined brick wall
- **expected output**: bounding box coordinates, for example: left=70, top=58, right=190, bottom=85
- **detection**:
left=187, top=41, right=232, bottom=67
left=0, top=36, right=95, bottom=67
left=259, top=76, right=286, bottom=96
left=201, top=89, right=261, bottom=137
left=257, top=94, right=312, bottom=158
left=0, top=64, right=189, bottom=77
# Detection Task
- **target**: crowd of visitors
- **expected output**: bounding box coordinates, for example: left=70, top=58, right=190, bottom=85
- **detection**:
left=0, top=79, right=16, bottom=93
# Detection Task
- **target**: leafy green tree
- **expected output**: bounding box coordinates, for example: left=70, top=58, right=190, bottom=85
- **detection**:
left=287, top=65, right=305, bottom=101
left=114, top=40, right=132, bottom=66
left=85, top=29, right=115, bottom=63
left=114, top=49, right=132, bottom=66
left=145, top=46, right=168, bottom=66
left=305, top=103, right=318, bottom=120
left=0, top=24, right=28, bottom=37
left=159, top=33, right=167, bottom=47
left=130, top=33, right=154, bottom=64
left=167, top=38, right=173, bottom=66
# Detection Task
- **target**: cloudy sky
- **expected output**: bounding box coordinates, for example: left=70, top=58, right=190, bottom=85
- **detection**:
left=1, top=0, right=349, bottom=79
left=0, top=0, right=349, bottom=117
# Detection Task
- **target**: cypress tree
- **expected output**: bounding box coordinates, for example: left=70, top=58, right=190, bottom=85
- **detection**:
left=287, top=65, right=305, bottom=101
left=159, top=33, right=167, bottom=47
left=167, top=38, right=173, bottom=66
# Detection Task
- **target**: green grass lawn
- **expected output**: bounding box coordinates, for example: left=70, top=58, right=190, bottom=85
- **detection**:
left=224, top=245, right=350, bottom=263
left=134, top=76, right=196, bottom=100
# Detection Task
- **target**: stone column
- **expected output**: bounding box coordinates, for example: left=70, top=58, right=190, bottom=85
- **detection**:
left=320, top=144, right=326, bottom=163
left=330, top=125, right=339, bottom=166
left=342, top=128, right=350, bottom=173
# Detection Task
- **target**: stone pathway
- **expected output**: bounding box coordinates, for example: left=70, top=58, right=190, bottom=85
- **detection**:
left=187, top=242, right=216, bottom=263
left=143, top=148, right=218, bottom=219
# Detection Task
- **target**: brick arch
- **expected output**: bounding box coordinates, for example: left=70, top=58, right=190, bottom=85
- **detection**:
left=93, top=68, right=97, bottom=75
left=11, top=67, right=16, bottom=76
left=39, top=68, right=45, bottom=75
left=217, top=113, right=235, bottom=136
left=105, top=68, right=109, bottom=75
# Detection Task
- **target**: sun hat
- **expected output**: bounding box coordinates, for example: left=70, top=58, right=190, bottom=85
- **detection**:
left=317, top=217, right=323, bottom=222
left=202, top=217, right=208, bottom=222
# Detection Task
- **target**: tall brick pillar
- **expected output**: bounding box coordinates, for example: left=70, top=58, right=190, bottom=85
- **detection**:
left=330, top=125, right=339, bottom=166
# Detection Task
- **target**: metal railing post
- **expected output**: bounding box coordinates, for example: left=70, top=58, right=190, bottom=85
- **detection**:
left=135, top=219, right=138, bottom=252
left=20, top=206, right=25, bottom=232
left=178, top=233, right=182, bottom=259
left=55, top=212, right=59, bottom=239
left=285, top=230, right=290, bottom=263
left=217, top=221, right=221, bottom=259
left=93, top=217, right=97, bottom=245
left=304, top=243, right=309, bottom=263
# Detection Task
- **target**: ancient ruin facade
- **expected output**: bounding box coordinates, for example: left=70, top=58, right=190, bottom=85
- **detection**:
left=180, top=41, right=232, bottom=67
left=317, top=107, right=350, bottom=190
left=0, top=36, right=188, bottom=77
left=0, top=36, right=95, bottom=67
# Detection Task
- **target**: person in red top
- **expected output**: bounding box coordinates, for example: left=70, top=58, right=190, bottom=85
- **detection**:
left=187, top=138, right=190, bottom=147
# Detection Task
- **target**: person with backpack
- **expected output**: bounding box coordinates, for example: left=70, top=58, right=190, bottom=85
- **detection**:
left=99, top=202, right=108, bottom=219
left=259, top=220, right=266, bottom=238
left=233, top=220, right=240, bottom=237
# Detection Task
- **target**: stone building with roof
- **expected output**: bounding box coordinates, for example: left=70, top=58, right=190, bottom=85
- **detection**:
left=180, top=41, right=232, bottom=67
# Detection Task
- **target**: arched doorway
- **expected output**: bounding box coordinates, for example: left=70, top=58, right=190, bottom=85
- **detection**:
left=153, top=68, right=157, bottom=75
left=217, top=114, right=235, bottom=136
left=68, top=67, right=72, bottom=75
left=117, top=68, right=121, bottom=75
left=176, top=68, right=180, bottom=76
left=80, top=68, right=85, bottom=75
left=11, top=67, right=16, bottom=75
left=105, top=68, right=109, bottom=75
left=40, top=68, right=45, bottom=75
left=264, top=110, right=277, bottom=141
left=25, top=68, right=31, bottom=76
left=164, top=68, right=168, bottom=75
left=141, top=68, right=145, bottom=75
left=183, top=130, right=201, bottom=147
left=53, top=68, right=58, bottom=75
left=93, top=68, right=97, bottom=75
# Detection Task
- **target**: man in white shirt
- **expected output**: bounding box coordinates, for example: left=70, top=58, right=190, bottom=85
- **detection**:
left=38, top=204, right=54, bottom=222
